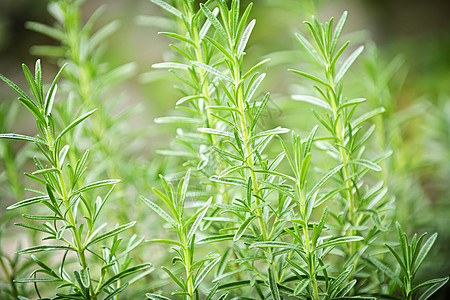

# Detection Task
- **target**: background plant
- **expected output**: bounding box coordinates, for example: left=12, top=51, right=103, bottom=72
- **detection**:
left=0, top=60, right=151, bottom=299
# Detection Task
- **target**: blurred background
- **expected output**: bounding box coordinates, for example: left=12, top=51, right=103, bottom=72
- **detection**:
left=0, top=0, right=449, bottom=298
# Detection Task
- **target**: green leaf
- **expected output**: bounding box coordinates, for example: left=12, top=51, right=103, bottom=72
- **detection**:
left=331, top=11, right=348, bottom=55
left=412, top=277, right=449, bottom=294
left=17, top=245, right=74, bottom=254
left=199, top=7, right=217, bottom=41
left=289, top=69, right=331, bottom=88
left=149, top=0, right=182, bottom=19
left=338, top=98, right=366, bottom=112
left=30, top=255, right=58, bottom=277
left=245, top=73, right=266, bottom=103
left=307, top=164, right=343, bottom=199
left=292, top=94, right=331, bottom=110
left=417, top=277, right=449, bottom=300
left=56, top=109, right=97, bottom=144
left=351, top=107, right=385, bottom=129
left=25, top=21, right=65, bottom=41
left=200, top=3, right=228, bottom=45
left=0, top=133, right=46, bottom=145
left=204, top=36, right=235, bottom=63
left=210, top=176, right=247, bottom=187
left=7, top=196, right=49, bottom=210
left=146, top=294, right=172, bottom=300
left=197, top=234, right=235, bottom=244
left=292, top=279, right=309, bottom=296
left=21, top=63, right=42, bottom=107
left=32, top=168, right=58, bottom=175
left=299, top=153, right=311, bottom=189
left=198, top=128, right=234, bottom=138
left=261, top=180, right=294, bottom=198
left=15, top=277, right=62, bottom=283
left=104, top=283, right=129, bottom=300
left=366, top=255, right=403, bottom=289
left=0, top=72, right=33, bottom=104
left=206, top=105, right=240, bottom=113
left=413, top=232, right=438, bottom=276
left=252, top=92, right=270, bottom=129
left=252, top=127, right=290, bottom=140
left=15, top=223, right=52, bottom=235
left=86, top=222, right=136, bottom=247
left=152, top=62, right=189, bottom=70
left=74, top=179, right=121, bottom=194
left=147, top=239, right=183, bottom=247
left=237, top=19, right=255, bottom=58
left=29, top=45, right=66, bottom=57
left=160, top=32, right=196, bottom=46
left=335, top=45, right=364, bottom=83
left=316, top=236, right=363, bottom=250
left=351, top=159, right=382, bottom=172
left=187, top=197, right=212, bottom=243
left=234, top=215, right=257, bottom=241
left=161, top=266, right=185, bottom=289
left=295, top=32, right=325, bottom=66
left=236, top=2, right=253, bottom=43
left=244, top=58, right=270, bottom=80
left=217, top=280, right=257, bottom=291
left=176, top=95, right=203, bottom=105
left=268, top=267, right=281, bottom=300
left=79, top=268, right=90, bottom=288
left=89, top=21, right=120, bottom=51
left=249, top=241, right=301, bottom=250
left=141, top=196, right=177, bottom=228
left=17, top=96, right=46, bottom=125
left=45, top=63, right=66, bottom=116
left=99, top=264, right=151, bottom=292
left=191, top=61, right=233, bottom=83
left=22, top=214, right=62, bottom=221
left=194, top=256, right=220, bottom=290
left=304, top=125, right=318, bottom=157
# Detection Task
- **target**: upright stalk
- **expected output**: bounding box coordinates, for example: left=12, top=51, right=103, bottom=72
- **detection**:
left=298, top=184, right=320, bottom=300
left=45, top=126, right=97, bottom=299
left=326, top=72, right=356, bottom=243
left=231, top=56, right=268, bottom=241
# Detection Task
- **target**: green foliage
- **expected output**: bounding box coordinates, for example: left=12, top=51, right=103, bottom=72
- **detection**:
left=367, top=222, right=449, bottom=300
left=0, top=0, right=448, bottom=299
left=0, top=61, right=150, bottom=299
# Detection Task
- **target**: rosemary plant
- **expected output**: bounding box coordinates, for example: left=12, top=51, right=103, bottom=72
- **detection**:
left=148, top=0, right=371, bottom=298
left=0, top=61, right=150, bottom=299
left=0, top=0, right=448, bottom=299
left=142, top=170, right=223, bottom=300
left=290, top=11, right=392, bottom=276
left=368, top=222, right=449, bottom=300
left=26, top=0, right=146, bottom=225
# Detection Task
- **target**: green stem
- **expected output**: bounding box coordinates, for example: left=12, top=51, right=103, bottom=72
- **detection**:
left=46, top=125, right=97, bottom=300
left=326, top=72, right=356, bottom=253
left=232, top=57, right=268, bottom=241
left=298, top=182, right=320, bottom=300
left=180, top=232, right=194, bottom=299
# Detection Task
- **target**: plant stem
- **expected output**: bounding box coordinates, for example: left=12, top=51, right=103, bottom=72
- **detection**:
left=325, top=71, right=356, bottom=253
left=232, top=57, right=268, bottom=241
left=180, top=231, right=194, bottom=299
left=298, top=181, right=320, bottom=300
left=46, top=125, right=97, bottom=300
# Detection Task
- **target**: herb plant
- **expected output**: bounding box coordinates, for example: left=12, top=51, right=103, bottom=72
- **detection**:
left=0, top=0, right=448, bottom=299
left=0, top=60, right=150, bottom=299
